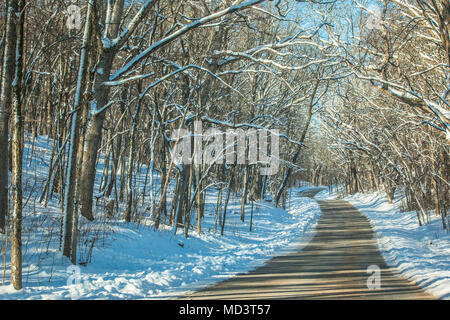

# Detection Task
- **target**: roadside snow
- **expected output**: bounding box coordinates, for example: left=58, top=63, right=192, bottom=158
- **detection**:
left=0, top=135, right=321, bottom=299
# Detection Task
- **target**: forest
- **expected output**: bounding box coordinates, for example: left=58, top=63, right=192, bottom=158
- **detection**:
left=0, top=0, right=448, bottom=297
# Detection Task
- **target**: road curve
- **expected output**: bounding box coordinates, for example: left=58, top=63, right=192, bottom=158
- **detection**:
left=185, top=191, right=434, bottom=299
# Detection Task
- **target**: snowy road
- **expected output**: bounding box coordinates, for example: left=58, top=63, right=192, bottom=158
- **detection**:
left=186, top=198, right=434, bottom=299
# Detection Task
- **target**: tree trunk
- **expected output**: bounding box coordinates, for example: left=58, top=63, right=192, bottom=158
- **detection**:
left=78, top=44, right=116, bottom=221
left=63, top=1, right=93, bottom=262
left=125, top=101, right=141, bottom=223
left=173, top=165, right=189, bottom=235
left=196, top=166, right=204, bottom=234
left=240, top=164, right=249, bottom=222
left=0, top=0, right=17, bottom=232
left=221, top=166, right=235, bottom=236
left=10, top=0, right=25, bottom=290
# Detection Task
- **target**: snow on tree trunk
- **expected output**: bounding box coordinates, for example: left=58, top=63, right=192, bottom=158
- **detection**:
left=0, top=0, right=17, bottom=233
left=10, top=0, right=25, bottom=290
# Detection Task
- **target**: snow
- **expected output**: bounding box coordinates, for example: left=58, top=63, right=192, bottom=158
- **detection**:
left=7, top=135, right=447, bottom=300
left=317, top=187, right=450, bottom=300
left=0, top=135, right=321, bottom=299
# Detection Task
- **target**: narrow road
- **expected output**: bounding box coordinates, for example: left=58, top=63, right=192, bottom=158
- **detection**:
left=185, top=189, right=434, bottom=299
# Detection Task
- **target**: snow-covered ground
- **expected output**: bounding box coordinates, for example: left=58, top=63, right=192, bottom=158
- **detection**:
left=317, top=187, right=450, bottom=300
left=0, top=135, right=322, bottom=299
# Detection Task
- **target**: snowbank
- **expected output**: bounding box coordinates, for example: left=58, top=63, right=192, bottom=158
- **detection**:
left=343, top=191, right=450, bottom=299
left=1, top=193, right=321, bottom=300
